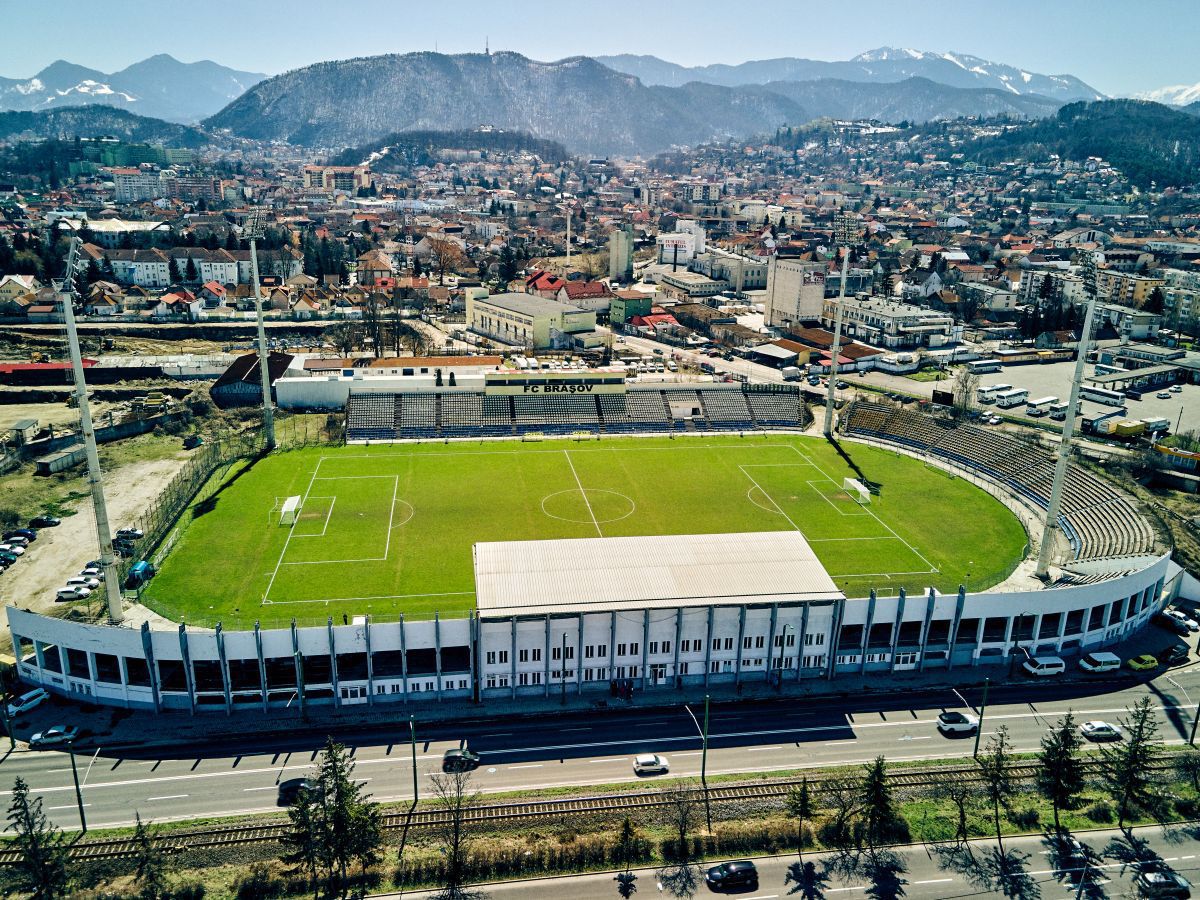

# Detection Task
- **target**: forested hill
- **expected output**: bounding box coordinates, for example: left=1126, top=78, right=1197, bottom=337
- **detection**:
left=330, top=129, right=569, bottom=170
left=964, top=100, right=1200, bottom=188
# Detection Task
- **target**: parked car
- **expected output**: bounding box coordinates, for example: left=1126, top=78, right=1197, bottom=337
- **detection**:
left=705, top=860, right=759, bottom=891
left=1080, top=720, right=1122, bottom=741
left=1156, top=613, right=1192, bottom=637
left=1022, top=656, right=1065, bottom=677
left=277, top=777, right=319, bottom=806
left=0, top=545, right=25, bottom=556
left=55, top=586, right=91, bottom=602
left=936, top=711, right=979, bottom=735
left=6, top=688, right=48, bottom=717
left=65, top=576, right=100, bottom=590
left=1157, top=392, right=1173, bottom=399
left=1136, top=869, right=1192, bottom=898
left=632, top=753, right=670, bottom=775
left=2, top=536, right=30, bottom=548
left=80, top=567, right=101, bottom=578
left=29, top=725, right=78, bottom=748
left=441, top=748, right=481, bottom=773
left=28, top=516, right=60, bottom=528
left=1127, top=654, right=1160, bottom=672
left=3, top=529, right=35, bottom=542
left=1171, top=385, right=1184, bottom=393
left=1160, top=645, right=1191, bottom=667
left=1079, top=651, right=1121, bottom=673
left=1163, top=608, right=1200, bottom=632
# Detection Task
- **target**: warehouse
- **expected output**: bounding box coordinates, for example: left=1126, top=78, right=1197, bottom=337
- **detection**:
left=465, top=292, right=597, bottom=350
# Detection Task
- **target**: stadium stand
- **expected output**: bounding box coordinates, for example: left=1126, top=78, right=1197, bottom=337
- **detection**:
left=842, top=401, right=1158, bottom=562
left=345, top=384, right=811, bottom=442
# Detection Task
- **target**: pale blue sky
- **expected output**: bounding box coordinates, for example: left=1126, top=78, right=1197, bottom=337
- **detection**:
left=1, top=0, right=1196, bottom=96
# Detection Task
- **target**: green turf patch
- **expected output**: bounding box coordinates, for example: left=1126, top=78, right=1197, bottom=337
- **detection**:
left=142, top=435, right=1028, bottom=628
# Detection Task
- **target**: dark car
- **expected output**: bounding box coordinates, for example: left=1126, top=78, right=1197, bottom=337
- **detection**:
left=441, top=748, right=481, bottom=773
left=1155, top=613, right=1192, bottom=637
left=29, top=516, right=60, bottom=529
left=706, top=860, right=758, bottom=891
left=1160, top=645, right=1191, bottom=667
left=4, top=529, right=35, bottom=542
left=277, top=777, right=319, bottom=806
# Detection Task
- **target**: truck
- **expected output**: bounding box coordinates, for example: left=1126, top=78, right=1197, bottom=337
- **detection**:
left=781, top=366, right=802, bottom=382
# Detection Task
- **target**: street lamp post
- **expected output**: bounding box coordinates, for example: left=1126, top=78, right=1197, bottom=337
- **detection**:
left=972, top=677, right=990, bottom=759
left=1171, top=677, right=1200, bottom=745
left=685, top=695, right=712, bottom=832
left=68, top=741, right=87, bottom=833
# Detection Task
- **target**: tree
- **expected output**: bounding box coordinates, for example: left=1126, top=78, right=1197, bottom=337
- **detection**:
left=1101, top=696, right=1164, bottom=829
left=614, top=817, right=640, bottom=898
left=167, top=255, right=182, bottom=284
left=976, top=726, right=1016, bottom=852
left=428, top=769, right=486, bottom=900
left=1036, top=712, right=1084, bottom=835
left=656, top=784, right=702, bottom=898
left=934, top=780, right=975, bottom=845
left=7, top=776, right=70, bottom=899
left=951, top=368, right=981, bottom=414
left=281, top=782, right=326, bottom=900
left=131, top=812, right=168, bottom=900
left=820, top=776, right=863, bottom=851
left=427, top=237, right=466, bottom=285
left=860, top=756, right=900, bottom=850
left=785, top=778, right=815, bottom=859
left=1145, top=286, right=1165, bottom=315
left=184, top=257, right=198, bottom=283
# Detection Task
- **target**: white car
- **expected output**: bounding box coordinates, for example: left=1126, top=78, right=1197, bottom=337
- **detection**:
left=633, top=753, right=670, bottom=775
left=936, top=711, right=979, bottom=734
left=1171, top=385, right=1183, bottom=393
left=1080, top=721, right=1122, bottom=741
left=65, top=576, right=100, bottom=590
left=0, top=544, right=25, bottom=556
left=79, top=567, right=101, bottom=578
left=1164, top=608, right=1200, bottom=633
left=6, top=688, right=48, bottom=717
left=55, top=586, right=91, bottom=602
left=987, top=416, right=1002, bottom=425
left=29, top=725, right=78, bottom=748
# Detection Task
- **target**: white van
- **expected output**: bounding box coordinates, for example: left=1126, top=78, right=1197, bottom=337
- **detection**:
left=1023, top=656, right=1066, bottom=677
left=1078, top=651, right=1121, bottom=673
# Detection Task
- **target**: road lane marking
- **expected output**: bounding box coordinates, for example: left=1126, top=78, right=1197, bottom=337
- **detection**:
left=508, top=764, right=543, bottom=769
left=146, top=794, right=188, bottom=801
left=243, top=786, right=278, bottom=792
left=914, top=878, right=953, bottom=885
left=47, top=804, right=89, bottom=810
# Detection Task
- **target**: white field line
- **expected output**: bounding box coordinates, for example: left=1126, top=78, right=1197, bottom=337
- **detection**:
left=263, top=457, right=324, bottom=602
left=292, top=496, right=336, bottom=538
left=564, top=451, right=602, bottom=537
left=805, top=479, right=870, bottom=517
left=737, top=465, right=802, bottom=532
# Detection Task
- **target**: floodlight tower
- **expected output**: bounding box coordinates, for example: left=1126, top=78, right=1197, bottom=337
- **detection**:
left=823, top=212, right=859, bottom=437
left=245, top=209, right=276, bottom=450
left=1035, top=252, right=1101, bottom=579
left=59, top=237, right=124, bottom=624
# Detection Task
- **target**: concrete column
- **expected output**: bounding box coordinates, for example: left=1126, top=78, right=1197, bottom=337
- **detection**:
left=608, top=611, right=617, bottom=683
left=117, top=655, right=130, bottom=708
left=766, top=603, right=779, bottom=684
left=434, top=612, right=443, bottom=701
left=140, top=622, right=161, bottom=714
left=254, top=622, right=268, bottom=712
left=796, top=604, right=810, bottom=682
left=1002, top=616, right=1015, bottom=657
left=826, top=598, right=846, bottom=680
left=887, top=588, right=906, bottom=674
left=860, top=589, right=877, bottom=674
left=1031, top=613, right=1044, bottom=652
left=1055, top=609, right=1068, bottom=652
left=917, top=590, right=937, bottom=673
left=640, top=609, right=650, bottom=690
left=543, top=615, right=551, bottom=698
left=327, top=617, right=341, bottom=708
left=178, top=623, right=195, bottom=715
left=576, top=614, right=585, bottom=695
left=399, top=614, right=409, bottom=702
left=971, top=616, right=985, bottom=666
left=734, top=604, right=747, bottom=687
left=671, top=608, right=682, bottom=688
left=364, top=616, right=375, bottom=706
left=290, top=619, right=305, bottom=717
left=509, top=616, right=517, bottom=699
left=703, top=606, right=714, bottom=688
left=471, top=613, right=481, bottom=704
left=946, top=587, right=966, bottom=673
left=216, top=623, right=232, bottom=714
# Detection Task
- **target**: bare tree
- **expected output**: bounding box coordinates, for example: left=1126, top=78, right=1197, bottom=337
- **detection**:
left=656, top=783, right=703, bottom=898
left=934, top=780, right=975, bottom=846
left=427, top=237, right=466, bottom=285
left=428, top=770, right=487, bottom=900
left=952, top=368, right=981, bottom=414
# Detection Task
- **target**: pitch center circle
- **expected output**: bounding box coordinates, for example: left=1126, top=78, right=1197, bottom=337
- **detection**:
left=541, top=489, right=636, bottom=525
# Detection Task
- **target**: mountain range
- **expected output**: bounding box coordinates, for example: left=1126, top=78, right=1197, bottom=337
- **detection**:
left=203, top=51, right=1071, bottom=155
left=1136, top=82, right=1200, bottom=107
left=595, top=47, right=1103, bottom=102
left=0, top=107, right=208, bottom=147
left=0, top=54, right=266, bottom=123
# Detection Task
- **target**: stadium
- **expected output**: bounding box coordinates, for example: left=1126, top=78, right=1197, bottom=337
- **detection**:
left=5, top=374, right=1181, bottom=713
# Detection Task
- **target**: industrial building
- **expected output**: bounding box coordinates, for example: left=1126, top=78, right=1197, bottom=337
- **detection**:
left=466, top=292, right=600, bottom=350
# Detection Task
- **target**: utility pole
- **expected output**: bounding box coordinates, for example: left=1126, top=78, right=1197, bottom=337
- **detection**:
left=824, top=213, right=857, bottom=438
left=972, top=677, right=990, bottom=758
left=59, top=238, right=123, bottom=624
left=1036, top=252, right=1100, bottom=579
left=245, top=210, right=276, bottom=450
left=409, top=715, right=419, bottom=803
left=68, top=741, right=87, bottom=833
left=685, top=695, right=712, bottom=832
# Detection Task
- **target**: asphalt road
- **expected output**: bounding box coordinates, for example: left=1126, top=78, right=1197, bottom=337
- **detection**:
left=388, top=823, right=1200, bottom=899
left=5, top=662, right=1200, bottom=833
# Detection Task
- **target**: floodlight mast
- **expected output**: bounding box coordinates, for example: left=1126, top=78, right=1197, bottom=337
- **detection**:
left=245, top=210, right=276, bottom=449
left=59, top=237, right=124, bottom=624
left=1035, top=252, right=1101, bottom=579
left=823, top=213, right=858, bottom=437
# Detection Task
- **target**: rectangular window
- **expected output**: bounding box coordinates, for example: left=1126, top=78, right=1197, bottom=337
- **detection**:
left=679, top=662, right=689, bottom=675
left=598, top=645, right=608, bottom=658
left=519, top=672, right=529, bottom=686
left=755, top=635, right=765, bottom=649
left=498, top=650, right=508, bottom=664
left=617, top=643, right=627, bottom=657
left=552, top=646, right=562, bottom=661
left=710, top=661, right=720, bottom=673
left=532, top=648, right=542, bottom=662
left=649, top=641, right=659, bottom=655
left=712, top=638, right=721, bottom=651
left=531, top=672, right=542, bottom=685
left=585, top=645, right=595, bottom=659
left=566, top=646, right=575, bottom=660
left=519, top=649, right=529, bottom=663
left=486, top=652, right=496, bottom=665
left=629, top=643, right=639, bottom=657
left=662, top=640, right=671, bottom=654
left=724, top=638, right=734, bottom=650
left=486, top=676, right=496, bottom=689
left=743, top=636, right=753, bottom=650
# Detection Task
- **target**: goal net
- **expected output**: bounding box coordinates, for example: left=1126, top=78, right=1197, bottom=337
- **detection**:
left=843, top=478, right=871, bottom=505
left=279, top=495, right=302, bottom=526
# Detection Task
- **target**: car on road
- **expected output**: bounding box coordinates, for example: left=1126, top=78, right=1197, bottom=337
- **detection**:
left=1136, top=868, right=1192, bottom=898
left=632, top=753, right=670, bottom=775
left=1163, top=608, right=1200, bottom=633
left=29, top=725, right=78, bottom=748
left=28, top=516, right=60, bottom=528
left=1158, top=392, right=1173, bottom=399
left=936, top=711, right=979, bottom=735
left=55, top=586, right=91, bottom=602
left=6, top=688, right=48, bottom=717
left=836, top=380, right=849, bottom=389
left=1160, top=645, right=1191, bottom=667
left=705, top=860, right=759, bottom=891
left=1156, top=613, right=1193, bottom=637
left=441, top=748, right=481, bottom=773
left=1172, top=384, right=1184, bottom=393
left=1079, top=651, right=1122, bottom=673
left=277, top=777, right=319, bottom=806
left=1080, top=720, right=1122, bottom=741
left=1128, top=654, right=1160, bottom=672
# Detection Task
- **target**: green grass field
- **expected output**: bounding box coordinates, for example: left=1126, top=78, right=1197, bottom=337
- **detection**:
left=142, top=435, right=1028, bottom=628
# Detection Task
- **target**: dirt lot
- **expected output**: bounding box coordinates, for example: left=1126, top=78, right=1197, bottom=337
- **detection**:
left=0, top=400, right=123, bottom=433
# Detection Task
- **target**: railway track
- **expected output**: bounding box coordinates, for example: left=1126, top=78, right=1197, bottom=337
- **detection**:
left=0, top=759, right=1173, bottom=865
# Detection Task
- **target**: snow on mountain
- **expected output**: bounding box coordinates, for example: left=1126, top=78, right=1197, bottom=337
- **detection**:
left=1136, top=82, right=1200, bottom=106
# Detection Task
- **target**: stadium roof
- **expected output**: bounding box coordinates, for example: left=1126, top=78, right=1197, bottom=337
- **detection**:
left=473, top=532, right=843, bottom=618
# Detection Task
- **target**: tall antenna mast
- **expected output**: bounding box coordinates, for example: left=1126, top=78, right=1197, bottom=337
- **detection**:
left=59, top=237, right=124, bottom=624
left=245, top=209, right=276, bottom=450
left=823, top=212, right=857, bottom=438
left=1036, top=251, right=1101, bottom=579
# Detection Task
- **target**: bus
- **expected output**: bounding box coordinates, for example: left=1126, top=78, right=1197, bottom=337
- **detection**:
left=1080, top=384, right=1126, bottom=407
left=994, top=388, right=1030, bottom=409
left=1025, top=396, right=1058, bottom=417
left=1049, top=401, right=1080, bottom=421
left=976, top=384, right=1012, bottom=405
left=968, top=359, right=1002, bottom=375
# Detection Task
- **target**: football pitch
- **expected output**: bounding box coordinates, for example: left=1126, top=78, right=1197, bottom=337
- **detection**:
left=143, top=435, right=1028, bottom=628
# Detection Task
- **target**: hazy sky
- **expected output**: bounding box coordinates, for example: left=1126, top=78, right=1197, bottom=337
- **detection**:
left=3, top=0, right=1197, bottom=96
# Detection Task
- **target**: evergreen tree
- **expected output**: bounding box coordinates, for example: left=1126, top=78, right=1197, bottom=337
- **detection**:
left=785, top=778, right=815, bottom=859
left=131, top=812, right=168, bottom=900
left=1036, top=712, right=1084, bottom=835
left=976, top=726, right=1016, bottom=853
left=84, top=258, right=102, bottom=289
left=1101, top=696, right=1165, bottom=828
left=1145, top=286, right=1166, bottom=315
left=167, top=256, right=182, bottom=284
left=7, top=777, right=70, bottom=899
left=185, top=257, right=198, bottom=283
left=860, top=756, right=900, bottom=849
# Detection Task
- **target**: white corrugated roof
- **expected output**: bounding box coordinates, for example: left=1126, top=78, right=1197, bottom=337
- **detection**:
left=474, top=532, right=842, bottom=618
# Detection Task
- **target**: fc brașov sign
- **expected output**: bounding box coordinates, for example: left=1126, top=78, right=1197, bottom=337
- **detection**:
left=484, top=372, right=627, bottom=396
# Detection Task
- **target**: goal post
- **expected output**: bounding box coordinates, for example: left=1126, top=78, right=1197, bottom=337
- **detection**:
left=843, top=478, right=871, bottom=505
left=279, top=495, right=302, bottom=526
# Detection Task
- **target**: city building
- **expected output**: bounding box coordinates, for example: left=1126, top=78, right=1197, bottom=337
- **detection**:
left=764, top=257, right=827, bottom=328
left=608, top=227, right=634, bottom=281
left=466, top=292, right=598, bottom=349
left=821, top=296, right=957, bottom=349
